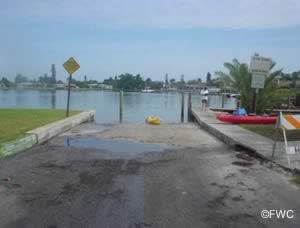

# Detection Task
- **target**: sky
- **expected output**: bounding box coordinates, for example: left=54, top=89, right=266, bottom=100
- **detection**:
left=1, top=0, right=300, bottom=82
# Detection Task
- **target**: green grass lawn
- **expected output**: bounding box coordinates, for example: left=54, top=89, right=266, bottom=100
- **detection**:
left=240, top=124, right=300, bottom=141
left=290, top=176, right=300, bottom=186
left=0, top=109, right=80, bottom=143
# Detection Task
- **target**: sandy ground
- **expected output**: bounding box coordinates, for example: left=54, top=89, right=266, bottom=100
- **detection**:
left=0, top=123, right=300, bottom=228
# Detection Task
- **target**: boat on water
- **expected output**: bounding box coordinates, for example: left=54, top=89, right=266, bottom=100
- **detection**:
left=220, top=93, right=240, bottom=98
left=142, top=87, right=155, bottom=93
left=230, top=93, right=240, bottom=98
left=217, top=114, right=277, bottom=124
left=142, top=89, right=155, bottom=93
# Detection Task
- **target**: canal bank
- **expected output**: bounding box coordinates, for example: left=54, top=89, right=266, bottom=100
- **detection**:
left=0, top=89, right=236, bottom=123
left=191, top=107, right=300, bottom=172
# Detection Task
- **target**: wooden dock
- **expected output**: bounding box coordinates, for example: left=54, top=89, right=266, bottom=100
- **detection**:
left=272, top=109, right=300, bottom=114
left=209, top=107, right=236, bottom=113
left=191, top=107, right=300, bottom=171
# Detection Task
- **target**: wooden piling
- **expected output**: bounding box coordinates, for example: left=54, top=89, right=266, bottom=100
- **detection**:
left=187, top=92, right=192, bottom=121
left=221, top=93, right=225, bottom=108
left=119, top=90, right=123, bottom=123
left=181, top=92, right=185, bottom=122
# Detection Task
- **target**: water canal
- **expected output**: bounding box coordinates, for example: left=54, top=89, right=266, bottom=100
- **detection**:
left=0, top=89, right=236, bottom=123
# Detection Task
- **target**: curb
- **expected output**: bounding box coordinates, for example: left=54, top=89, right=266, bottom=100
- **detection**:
left=27, top=110, right=95, bottom=144
left=0, top=134, right=37, bottom=158
left=0, top=110, right=96, bottom=158
left=192, top=110, right=257, bottom=153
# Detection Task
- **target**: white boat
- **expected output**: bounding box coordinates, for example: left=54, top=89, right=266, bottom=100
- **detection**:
left=142, top=87, right=155, bottom=93
left=230, top=93, right=240, bottom=98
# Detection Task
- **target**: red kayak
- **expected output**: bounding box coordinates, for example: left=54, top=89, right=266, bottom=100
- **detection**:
left=217, top=114, right=277, bottom=124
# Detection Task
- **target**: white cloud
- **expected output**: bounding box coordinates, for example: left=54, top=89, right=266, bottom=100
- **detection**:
left=2, top=0, right=300, bottom=28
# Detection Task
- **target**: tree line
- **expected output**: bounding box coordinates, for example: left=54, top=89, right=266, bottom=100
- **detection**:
left=103, top=73, right=176, bottom=91
left=0, top=74, right=56, bottom=88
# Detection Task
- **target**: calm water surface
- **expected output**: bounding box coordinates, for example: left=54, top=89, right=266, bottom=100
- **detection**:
left=0, top=89, right=236, bottom=123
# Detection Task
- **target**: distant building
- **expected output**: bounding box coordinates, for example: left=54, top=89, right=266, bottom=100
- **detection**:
left=207, top=87, right=221, bottom=93
left=164, top=74, right=169, bottom=88
left=206, top=72, right=212, bottom=84
left=181, top=74, right=185, bottom=83
left=184, top=83, right=206, bottom=91
left=56, top=81, right=68, bottom=89
left=87, top=83, right=98, bottom=89
left=16, top=82, right=37, bottom=88
left=164, top=87, right=177, bottom=92
left=51, top=64, right=56, bottom=84
left=98, top=84, right=113, bottom=90
left=86, top=83, right=113, bottom=90
left=101, top=84, right=113, bottom=90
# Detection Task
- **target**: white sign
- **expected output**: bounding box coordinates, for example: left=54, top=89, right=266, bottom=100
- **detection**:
left=288, top=146, right=300, bottom=155
left=251, top=73, right=266, bottom=89
left=249, top=55, right=272, bottom=75
left=250, top=55, right=272, bottom=89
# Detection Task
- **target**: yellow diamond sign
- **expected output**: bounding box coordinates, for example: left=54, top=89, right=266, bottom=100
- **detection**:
left=63, top=57, right=80, bottom=75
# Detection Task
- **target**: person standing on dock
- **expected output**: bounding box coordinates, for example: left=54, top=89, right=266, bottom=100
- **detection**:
left=201, top=87, right=209, bottom=111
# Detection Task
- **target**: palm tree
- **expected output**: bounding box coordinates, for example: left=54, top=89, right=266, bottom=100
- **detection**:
left=215, top=58, right=292, bottom=113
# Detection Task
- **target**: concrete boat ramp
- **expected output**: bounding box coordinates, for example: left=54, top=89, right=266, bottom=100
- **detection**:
left=1, top=122, right=300, bottom=227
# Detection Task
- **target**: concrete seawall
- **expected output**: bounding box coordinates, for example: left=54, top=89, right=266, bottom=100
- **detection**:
left=0, top=110, right=96, bottom=158
left=191, top=107, right=300, bottom=172
left=0, top=134, right=37, bottom=158
left=28, top=110, right=95, bottom=144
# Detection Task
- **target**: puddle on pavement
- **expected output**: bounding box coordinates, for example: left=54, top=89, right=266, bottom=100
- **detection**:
left=290, top=175, right=300, bottom=186
left=65, top=136, right=174, bottom=155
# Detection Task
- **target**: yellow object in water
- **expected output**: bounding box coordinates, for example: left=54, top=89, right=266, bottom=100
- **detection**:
left=146, top=116, right=161, bottom=125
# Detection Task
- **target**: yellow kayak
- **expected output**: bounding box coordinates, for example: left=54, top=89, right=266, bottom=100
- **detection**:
left=146, top=116, right=161, bottom=125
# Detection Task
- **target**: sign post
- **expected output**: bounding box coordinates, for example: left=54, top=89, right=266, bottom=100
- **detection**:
left=63, top=57, right=80, bottom=117
left=66, top=73, right=72, bottom=117
left=249, top=54, right=272, bottom=114
left=272, top=112, right=300, bottom=168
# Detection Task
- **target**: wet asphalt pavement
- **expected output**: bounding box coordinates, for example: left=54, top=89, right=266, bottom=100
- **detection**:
left=0, top=123, right=300, bottom=228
